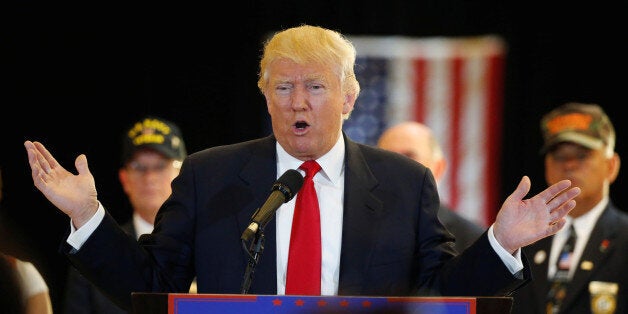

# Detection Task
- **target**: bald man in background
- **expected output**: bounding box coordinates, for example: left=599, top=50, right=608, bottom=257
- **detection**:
left=378, top=121, right=484, bottom=253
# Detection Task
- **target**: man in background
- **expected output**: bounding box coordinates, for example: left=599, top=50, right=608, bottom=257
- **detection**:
left=378, top=121, right=484, bottom=252
left=511, top=102, right=628, bottom=314
left=63, top=116, right=188, bottom=314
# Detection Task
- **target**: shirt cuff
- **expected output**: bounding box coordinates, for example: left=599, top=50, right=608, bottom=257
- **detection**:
left=487, top=224, right=524, bottom=275
left=66, top=202, right=105, bottom=250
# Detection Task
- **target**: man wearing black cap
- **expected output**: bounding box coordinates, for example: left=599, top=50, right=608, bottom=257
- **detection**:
left=511, top=103, right=628, bottom=314
left=63, top=116, right=188, bottom=314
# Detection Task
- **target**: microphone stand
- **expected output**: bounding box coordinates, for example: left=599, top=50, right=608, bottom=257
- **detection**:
left=240, top=228, right=265, bottom=294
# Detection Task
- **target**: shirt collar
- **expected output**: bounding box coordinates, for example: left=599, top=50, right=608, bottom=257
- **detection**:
left=571, top=195, right=608, bottom=237
left=133, top=212, right=154, bottom=239
left=276, top=134, right=345, bottom=185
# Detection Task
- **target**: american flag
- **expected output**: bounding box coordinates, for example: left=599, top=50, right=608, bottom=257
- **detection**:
left=344, top=35, right=506, bottom=227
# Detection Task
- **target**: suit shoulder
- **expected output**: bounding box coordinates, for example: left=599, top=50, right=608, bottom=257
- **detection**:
left=183, top=136, right=274, bottom=170
left=605, top=202, right=628, bottom=227
left=189, top=137, right=272, bottom=159
left=438, top=206, right=484, bottom=235
left=355, top=142, right=430, bottom=177
left=357, top=143, right=427, bottom=168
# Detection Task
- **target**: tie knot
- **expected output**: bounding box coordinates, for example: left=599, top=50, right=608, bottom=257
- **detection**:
left=299, top=160, right=321, bottom=178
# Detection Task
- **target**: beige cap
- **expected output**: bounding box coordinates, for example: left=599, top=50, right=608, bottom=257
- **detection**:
left=540, top=102, right=614, bottom=154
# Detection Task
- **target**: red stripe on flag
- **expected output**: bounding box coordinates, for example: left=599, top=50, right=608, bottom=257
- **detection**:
left=413, top=59, right=427, bottom=122
left=484, top=53, right=504, bottom=225
left=449, top=57, right=464, bottom=212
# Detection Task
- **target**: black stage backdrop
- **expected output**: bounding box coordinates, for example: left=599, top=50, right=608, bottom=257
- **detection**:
left=2, top=2, right=626, bottom=312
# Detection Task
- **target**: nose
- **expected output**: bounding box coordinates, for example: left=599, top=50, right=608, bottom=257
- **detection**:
left=553, top=155, right=584, bottom=172
left=562, top=157, right=582, bottom=169
left=291, top=87, right=309, bottom=111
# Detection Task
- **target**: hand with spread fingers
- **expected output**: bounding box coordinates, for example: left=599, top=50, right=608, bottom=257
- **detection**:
left=493, top=176, right=580, bottom=254
left=24, top=140, right=99, bottom=228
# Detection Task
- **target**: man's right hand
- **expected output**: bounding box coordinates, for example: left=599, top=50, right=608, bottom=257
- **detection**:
left=24, top=140, right=99, bottom=229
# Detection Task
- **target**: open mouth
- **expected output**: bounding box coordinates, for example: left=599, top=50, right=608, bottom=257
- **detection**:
left=295, top=121, right=309, bottom=129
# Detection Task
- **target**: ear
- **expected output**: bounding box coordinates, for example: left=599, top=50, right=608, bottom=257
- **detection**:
left=342, top=92, right=356, bottom=115
left=430, top=158, right=447, bottom=182
left=608, top=153, right=621, bottom=184
left=119, top=168, right=131, bottom=194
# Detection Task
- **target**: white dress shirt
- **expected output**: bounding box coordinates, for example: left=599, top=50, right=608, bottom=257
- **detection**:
left=132, top=212, right=154, bottom=240
left=275, top=133, right=345, bottom=295
left=547, top=196, right=607, bottom=280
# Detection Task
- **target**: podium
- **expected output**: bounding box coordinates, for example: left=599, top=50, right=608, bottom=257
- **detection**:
left=132, top=293, right=512, bottom=314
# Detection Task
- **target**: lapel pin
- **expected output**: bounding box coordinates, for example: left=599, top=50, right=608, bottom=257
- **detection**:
left=534, top=250, right=546, bottom=264
left=581, top=260, right=593, bottom=271
left=599, top=239, right=610, bottom=252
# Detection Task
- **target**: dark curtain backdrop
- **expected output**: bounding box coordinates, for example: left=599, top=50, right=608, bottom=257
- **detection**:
left=2, top=2, right=626, bottom=313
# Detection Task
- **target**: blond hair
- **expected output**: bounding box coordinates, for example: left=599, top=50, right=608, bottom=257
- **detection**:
left=257, top=24, right=361, bottom=119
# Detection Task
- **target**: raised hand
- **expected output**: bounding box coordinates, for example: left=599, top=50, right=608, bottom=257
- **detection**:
left=24, top=140, right=99, bottom=228
left=492, top=176, right=580, bottom=254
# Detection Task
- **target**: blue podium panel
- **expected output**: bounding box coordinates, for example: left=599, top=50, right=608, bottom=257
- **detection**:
left=168, top=294, right=477, bottom=314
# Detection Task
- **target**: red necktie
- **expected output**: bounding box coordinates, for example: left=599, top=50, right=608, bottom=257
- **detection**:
left=285, top=160, right=322, bottom=295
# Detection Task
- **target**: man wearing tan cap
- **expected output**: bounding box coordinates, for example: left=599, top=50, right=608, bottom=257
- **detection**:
left=63, top=116, right=188, bottom=314
left=511, top=103, right=628, bottom=314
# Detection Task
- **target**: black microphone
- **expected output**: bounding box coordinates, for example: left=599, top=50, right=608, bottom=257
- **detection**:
left=240, top=169, right=304, bottom=242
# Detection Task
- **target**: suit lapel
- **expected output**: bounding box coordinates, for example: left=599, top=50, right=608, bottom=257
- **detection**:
left=560, top=205, right=619, bottom=311
left=524, top=236, right=554, bottom=313
left=236, top=135, right=280, bottom=293
left=338, top=136, right=384, bottom=294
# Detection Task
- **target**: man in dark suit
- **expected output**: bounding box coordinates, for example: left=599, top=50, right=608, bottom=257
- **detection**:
left=378, top=121, right=484, bottom=252
left=63, top=116, right=188, bottom=314
left=24, top=24, right=580, bottom=311
left=511, top=103, right=628, bottom=314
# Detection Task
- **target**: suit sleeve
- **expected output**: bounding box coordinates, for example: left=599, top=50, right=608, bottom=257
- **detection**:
left=413, top=169, right=530, bottom=296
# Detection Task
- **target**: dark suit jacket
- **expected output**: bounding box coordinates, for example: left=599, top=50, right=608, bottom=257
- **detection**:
left=511, top=202, right=628, bottom=314
left=64, top=134, right=530, bottom=310
left=438, top=205, right=485, bottom=253
left=63, top=221, right=136, bottom=314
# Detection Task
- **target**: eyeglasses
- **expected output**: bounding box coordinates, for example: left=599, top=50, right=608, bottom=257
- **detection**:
left=126, top=160, right=182, bottom=175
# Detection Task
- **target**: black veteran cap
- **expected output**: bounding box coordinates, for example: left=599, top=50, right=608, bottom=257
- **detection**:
left=540, top=102, right=615, bottom=154
left=121, top=116, right=187, bottom=164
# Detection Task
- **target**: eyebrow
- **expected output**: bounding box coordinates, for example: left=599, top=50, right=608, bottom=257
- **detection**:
left=271, top=73, right=329, bottom=85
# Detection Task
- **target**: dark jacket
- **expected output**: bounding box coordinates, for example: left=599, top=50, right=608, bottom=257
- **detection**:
left=63, top=220, right=137, bottom=314
left=438, top=204, right=484, bottom=253
left=511, top=201, right=628, bottom=314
